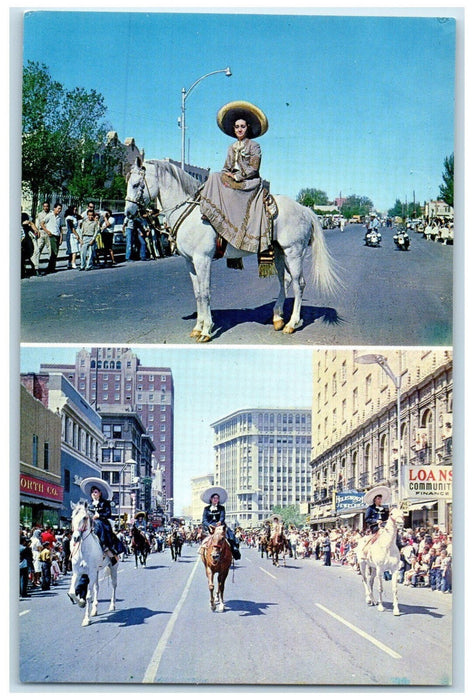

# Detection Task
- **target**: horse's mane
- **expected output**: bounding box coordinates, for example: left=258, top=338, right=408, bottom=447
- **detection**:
left=145, top=159, right=200, bottom=198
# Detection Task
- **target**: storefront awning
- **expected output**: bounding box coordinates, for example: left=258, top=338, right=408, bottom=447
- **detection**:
left=408, top=500, right=438, bottom=511
left=20, top=495, right=61, bottom=509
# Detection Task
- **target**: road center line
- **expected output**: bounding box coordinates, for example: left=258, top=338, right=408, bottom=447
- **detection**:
left=142, top=556, right=201, bottom=683
left=259, top=567, right=277, bottom=580
left=315, top=603, right=402, bottom=659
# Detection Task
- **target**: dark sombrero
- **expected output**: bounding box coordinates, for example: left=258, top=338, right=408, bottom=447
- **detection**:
left=217, top=101, right=268, bottom=138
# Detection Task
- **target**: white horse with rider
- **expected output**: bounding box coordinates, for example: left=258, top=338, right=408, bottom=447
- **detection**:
left=68, top=478, right=118, bottom=626
left=124, top=157, right=341, bottom=343
left=356, top=486, right=405, bottom=616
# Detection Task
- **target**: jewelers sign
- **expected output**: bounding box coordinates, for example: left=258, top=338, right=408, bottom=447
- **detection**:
left=401, top=466, right=452, bottom=500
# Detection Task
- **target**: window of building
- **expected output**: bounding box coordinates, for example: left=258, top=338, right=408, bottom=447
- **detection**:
left=32, top=434, right=38, bottom=467
left=64, top=469, right=70, bottom=493
left=44, top=442, right=49, bottom=471
left=116, top=361, right=121, bottom=369
left=365, top=373, right=372, bottom=402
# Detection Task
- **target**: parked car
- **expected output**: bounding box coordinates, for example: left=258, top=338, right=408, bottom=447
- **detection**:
left=111, top=212, right=126, bottom=254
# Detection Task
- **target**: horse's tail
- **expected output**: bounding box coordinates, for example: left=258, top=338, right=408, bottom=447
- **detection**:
left=309, top=210, right=344, bottom=297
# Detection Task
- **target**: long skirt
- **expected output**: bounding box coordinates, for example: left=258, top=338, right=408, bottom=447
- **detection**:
left=200, top=172, right=272, bottom=253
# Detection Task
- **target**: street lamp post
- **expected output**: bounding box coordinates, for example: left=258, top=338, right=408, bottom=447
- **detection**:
left=355, top=353, right=402, bottom=503
left=179, top=67, right=232, bottom=170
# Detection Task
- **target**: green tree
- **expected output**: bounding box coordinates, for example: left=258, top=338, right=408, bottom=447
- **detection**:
left=387, top=199, right=404, bottom=218
left=272, top=504, right=307, bottom=529
left=296, top=188, right=329, bottom=208
left=22, top=61, right=119, bottom=216
left=438, top=153, right=454, bottom=207
left=340, top=194, right=373, bottom=220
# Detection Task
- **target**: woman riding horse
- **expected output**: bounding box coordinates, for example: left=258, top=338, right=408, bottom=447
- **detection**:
left=201, top=486, right=241, bottom=560
left=200, top=101, right=273, bottom=261
left=364, top=486, right=391, bottom=535
left=80, top=477, right=124, bottom=564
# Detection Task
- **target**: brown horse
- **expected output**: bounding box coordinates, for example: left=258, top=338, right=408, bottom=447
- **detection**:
left=200, top=524, right=233, bottom=612
left=131, top=524, right=150, bottom=568
left=268, top=523, right=287, bottom=567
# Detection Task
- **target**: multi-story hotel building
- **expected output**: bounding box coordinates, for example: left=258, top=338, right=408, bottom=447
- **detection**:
left=211, top=408, right=312, bottom=527
left=310, top=348, right=453, bottom=532
left=40, top=347, right=174, bottom=514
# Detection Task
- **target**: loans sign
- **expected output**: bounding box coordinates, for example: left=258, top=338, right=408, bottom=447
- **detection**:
left=401, top=466, right=452, bottom=500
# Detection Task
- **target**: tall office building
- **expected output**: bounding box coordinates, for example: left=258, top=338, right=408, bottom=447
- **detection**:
left=310, top=348, right=453, bottom=531
left=40, top=347, right=174, bottom=512
left=211, top=408, right=312, bottom=526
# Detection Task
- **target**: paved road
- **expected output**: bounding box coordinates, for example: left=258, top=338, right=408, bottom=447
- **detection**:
left=17, top=545, right=452, bottom=687
left=19, top=225, right=453, bottom=345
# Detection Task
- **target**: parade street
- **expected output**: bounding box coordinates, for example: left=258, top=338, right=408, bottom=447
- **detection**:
left=19, top=224, right=453, bottom=346
left=17, top=544, right=452, bottom=687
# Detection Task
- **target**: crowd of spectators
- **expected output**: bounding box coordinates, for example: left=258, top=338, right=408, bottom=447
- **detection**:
left=18, top=523, right=172, bottom=599
left=21, top=201, right=175, bottom=278
left=240, top=523, right=452, bottom=593
left=20, top=521, right=452, bottom=599
left=415, top=218, right=454, bottom=245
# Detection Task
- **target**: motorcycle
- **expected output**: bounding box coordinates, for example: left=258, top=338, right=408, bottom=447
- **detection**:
left=393, top=229, right=410, bottom=250
left=364, top=228, right=381, bottom=247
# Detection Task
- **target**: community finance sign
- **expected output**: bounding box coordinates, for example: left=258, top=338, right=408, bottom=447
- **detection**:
left=402, top=466, right=452, bottom=499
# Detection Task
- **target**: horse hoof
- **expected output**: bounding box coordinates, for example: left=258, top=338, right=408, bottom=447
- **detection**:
left=393, top=609, right=401, bottom=616
left=81, top=619, right=91, bottom=627
left=78, top=598, right=86, bottom=608
left=377, top=604, right=384, bottom=612
left=273, top=319, right=285, bottom=331
left=197, top=334, right=211, bottom=343
left=283, top=324, right=296, bottom=334
left=190, top=329, right=201, bottom=338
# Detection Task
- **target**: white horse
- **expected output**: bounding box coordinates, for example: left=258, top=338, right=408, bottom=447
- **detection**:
left=68, top=502, right=118, bottom=626
left=356, top=507, right=405, bottom=616
left=124, top=158, right=341, bottom=342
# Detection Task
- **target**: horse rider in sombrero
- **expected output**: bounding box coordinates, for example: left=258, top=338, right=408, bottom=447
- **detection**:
left=362, top=485, right=393, bottom=554
left=80, top=477, right=125, bottom=564
left=200, top=486, right=241, bottom=560
left=199, top=101, right=275, bottom=269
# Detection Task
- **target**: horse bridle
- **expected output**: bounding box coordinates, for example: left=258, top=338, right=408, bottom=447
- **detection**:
left=125, top=165, right=201, bottom=219
left=125, top=167, right=151, bottom=210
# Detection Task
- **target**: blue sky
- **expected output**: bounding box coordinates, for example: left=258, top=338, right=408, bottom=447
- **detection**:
left=20, top=346, right=314, bottom=512
left=21, top=8, right=457, bottom=212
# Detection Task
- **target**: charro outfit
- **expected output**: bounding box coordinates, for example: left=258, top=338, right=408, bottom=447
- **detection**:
left=88, top=496, right=124, bottom=557
left=365, top=503, right=389, bottom=533
left=200, top=101, right=272, bottom=255
left=201, top=494, right=241, bottom=560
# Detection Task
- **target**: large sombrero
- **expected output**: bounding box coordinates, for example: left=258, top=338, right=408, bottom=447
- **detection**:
left=135, top=511, right=147, bottom=519
left=201, top=485, right=228, bottom=504
left=80, top=477, right=112, bottom=501
left=363, top=485, right=392, bottom=506
left=270, top=513, right=283, bottom=523
left=217, top=101, right=268, bottom=138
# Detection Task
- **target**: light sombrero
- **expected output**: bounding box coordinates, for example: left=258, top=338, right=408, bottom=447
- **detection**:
left=363, top=485, right=392, bottom=506
left=217, top=101, right=268, bottom=138
left=80, top=477, right=112, bottom=501
left=201, top=485, right=228, bottom=504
